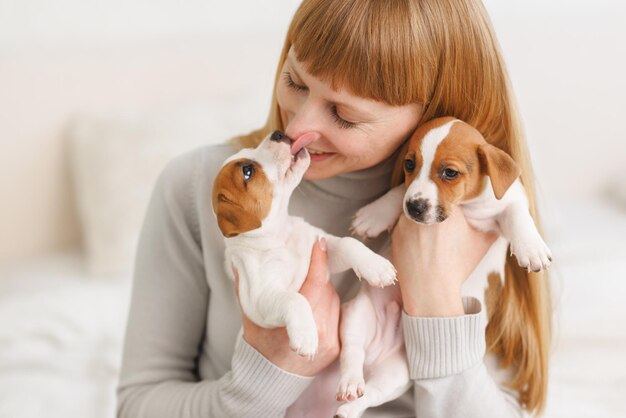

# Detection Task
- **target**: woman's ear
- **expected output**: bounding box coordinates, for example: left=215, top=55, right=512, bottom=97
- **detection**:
left=477, top=143, right=521, bottom=199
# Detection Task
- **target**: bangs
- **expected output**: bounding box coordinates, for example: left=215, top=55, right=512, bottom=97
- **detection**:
left=287, top=0, right=437, bottom=106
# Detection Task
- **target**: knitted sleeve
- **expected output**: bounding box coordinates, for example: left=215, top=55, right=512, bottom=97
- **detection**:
left=401, top=297, right=526, bottom=418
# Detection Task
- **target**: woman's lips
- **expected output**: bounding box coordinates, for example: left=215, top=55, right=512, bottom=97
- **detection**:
left=309, top=152, right=335, bottom=162
left=290, top=133, right=335, bottom=162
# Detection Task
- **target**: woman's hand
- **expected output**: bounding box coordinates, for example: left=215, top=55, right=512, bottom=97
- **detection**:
left=391, top=206, right=498, bottom=317
left=233, top=238, right=341, bottom=377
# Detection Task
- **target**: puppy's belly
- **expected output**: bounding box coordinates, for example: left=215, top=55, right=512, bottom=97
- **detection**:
left=362, top=286, right=406, bottom=367
left=284, top=220, right=321, bottom=291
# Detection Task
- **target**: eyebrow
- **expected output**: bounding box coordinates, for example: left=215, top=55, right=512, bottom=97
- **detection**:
left=286, top=56, right=375, bottom=121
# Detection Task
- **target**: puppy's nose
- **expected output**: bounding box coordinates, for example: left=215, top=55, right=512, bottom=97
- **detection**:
left=270, top=130, right=291, bottom=145
left=405, top=198, right=429, bottom=220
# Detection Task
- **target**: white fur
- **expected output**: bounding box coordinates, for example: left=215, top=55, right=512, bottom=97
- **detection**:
left=404, top=120, right=456, bottom=222
left=217, top=135, right=397, bottom=361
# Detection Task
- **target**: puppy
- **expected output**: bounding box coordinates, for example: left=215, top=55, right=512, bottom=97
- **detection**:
left=351, top=116, right=552, bottom=272
left=212, top=131, right=397, bottom=359
left=335, top=117, right=552, bottom=418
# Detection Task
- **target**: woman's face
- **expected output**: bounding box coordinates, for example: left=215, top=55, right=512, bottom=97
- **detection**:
left=277, top=47, right=424, bottom=180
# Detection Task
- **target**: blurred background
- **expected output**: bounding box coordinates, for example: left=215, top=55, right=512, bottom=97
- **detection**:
left=0, top=0, right=625, bottom=417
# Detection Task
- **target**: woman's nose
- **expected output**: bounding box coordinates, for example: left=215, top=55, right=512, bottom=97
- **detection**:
left=284, top=99, right=324, bottom=140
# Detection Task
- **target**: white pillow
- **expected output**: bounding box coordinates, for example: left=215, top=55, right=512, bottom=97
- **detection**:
left=68, top=103, right=257, bottom=276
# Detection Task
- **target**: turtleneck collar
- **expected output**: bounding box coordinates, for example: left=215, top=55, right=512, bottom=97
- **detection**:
left=300, top=149, right=400, bottom=202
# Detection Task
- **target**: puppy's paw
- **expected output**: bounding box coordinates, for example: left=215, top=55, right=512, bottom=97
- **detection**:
left=351, top=204, right=394, bottom=239
left=335, top=401, right=367, bottom=418
left=510, top=234, right=553, bottom=273
left=353, top=255, right=397, bottom=288
left=336, top=373, right=365, bottom=402
left=287, top=324, right=318, bottom=360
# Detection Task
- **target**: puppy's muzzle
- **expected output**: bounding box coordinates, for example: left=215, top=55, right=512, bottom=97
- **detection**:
left=405, top=198, right=429, bottom=222
left=270, top=130, right=291, bottom=146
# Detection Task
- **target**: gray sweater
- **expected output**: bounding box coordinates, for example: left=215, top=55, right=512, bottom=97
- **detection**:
left=117, top=142, right=525, bottom=418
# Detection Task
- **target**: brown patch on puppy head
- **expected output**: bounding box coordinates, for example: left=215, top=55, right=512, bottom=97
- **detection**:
left=394, top=117, right=459, bottom=188
left=432, top=121, right=489, bottom=213
left=212, top=158, right=273, bottom=237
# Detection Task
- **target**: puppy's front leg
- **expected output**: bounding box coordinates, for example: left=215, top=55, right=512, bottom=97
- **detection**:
left=351, top=185, right=404, bottom=239
left=498, top=202, right=552, bottom=272
left=325, top=237, right=396, bottom=287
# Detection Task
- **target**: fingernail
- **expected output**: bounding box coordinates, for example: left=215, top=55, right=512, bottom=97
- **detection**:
left=318, top=237, right=327, bottom=252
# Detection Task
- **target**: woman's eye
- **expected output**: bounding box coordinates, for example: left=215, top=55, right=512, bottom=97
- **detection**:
left=442, top=168, right=459, bottom=180
left=404, top=159, right=416, bottom=172
left=330, top=105, right=356, bottom=129
left=242, top=164, right=254, bottom=181
left=282, top=72, right=307, bottom=93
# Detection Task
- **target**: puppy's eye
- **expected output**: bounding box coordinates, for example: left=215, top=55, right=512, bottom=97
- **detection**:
left=242, top=164, right=254, bottom=182
left=442, top=168, right=459, bottom=180
left=404, top=159, right=416, bottom=172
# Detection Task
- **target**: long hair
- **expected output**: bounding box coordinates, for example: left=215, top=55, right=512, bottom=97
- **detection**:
left=235, top=0, right=551, bottom=413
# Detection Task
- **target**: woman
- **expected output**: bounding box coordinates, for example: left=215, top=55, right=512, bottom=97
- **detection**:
left=117, top=0, right=552, bottom=417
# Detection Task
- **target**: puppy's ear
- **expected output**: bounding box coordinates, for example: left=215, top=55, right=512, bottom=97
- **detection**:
left=391, top=140, right=410, bottom=187
left=212, top=162, right=267, bottom=237
left=477, top=143, right=521, bottom=199
left=214, top=197, right=262, bottom=238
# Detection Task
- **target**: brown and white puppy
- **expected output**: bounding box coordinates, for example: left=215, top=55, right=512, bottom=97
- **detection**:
left=212, top=131, right=397, bottom=359
left=334, top=117, right=551, bottom=418
left=351, top=116, right=552, bottom=272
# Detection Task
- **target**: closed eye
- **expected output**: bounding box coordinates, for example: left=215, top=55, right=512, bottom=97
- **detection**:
left=283, top=71, right=357, bottom=130
left=330, top=105, right=357, bottom=129
left=282, top=72, right=307, bottom=93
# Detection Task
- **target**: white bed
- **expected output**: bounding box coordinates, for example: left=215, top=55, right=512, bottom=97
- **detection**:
left=1, top=199, right=625, bottom=418
left=0, top=253, right=130, bottom=418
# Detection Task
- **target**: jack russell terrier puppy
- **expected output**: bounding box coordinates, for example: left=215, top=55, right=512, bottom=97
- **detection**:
left=334, top=117, right=552, bottom=418
left=212, top=131, right=397, bottom=359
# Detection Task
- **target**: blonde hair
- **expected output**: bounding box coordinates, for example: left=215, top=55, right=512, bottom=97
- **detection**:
left=236, top=0, right=551, bottom=413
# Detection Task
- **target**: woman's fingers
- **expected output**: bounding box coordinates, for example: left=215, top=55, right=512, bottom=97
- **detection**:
left=299, top=238, right=332, bottom=306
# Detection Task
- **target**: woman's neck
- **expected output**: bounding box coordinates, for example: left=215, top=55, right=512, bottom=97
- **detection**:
left=302, top=150, right=399, bottom=202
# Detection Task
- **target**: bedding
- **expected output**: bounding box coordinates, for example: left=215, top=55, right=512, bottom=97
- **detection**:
left=0, top=251, right=130, bottom=418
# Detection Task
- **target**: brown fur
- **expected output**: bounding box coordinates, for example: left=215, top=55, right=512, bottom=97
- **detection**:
left=212, top=159, right=273, bottom=237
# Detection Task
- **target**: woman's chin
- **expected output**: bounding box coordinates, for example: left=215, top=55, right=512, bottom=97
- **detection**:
left=303, top=164, right=341, bottom=181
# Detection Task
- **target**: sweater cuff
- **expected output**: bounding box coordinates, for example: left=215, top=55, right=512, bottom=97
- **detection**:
left=401, top=297, right=485, bottom=380
left=228, top=335, right=313, bottom=414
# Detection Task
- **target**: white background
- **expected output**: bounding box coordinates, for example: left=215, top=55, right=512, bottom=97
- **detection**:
left=1, top=0, right=625, bottom=261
